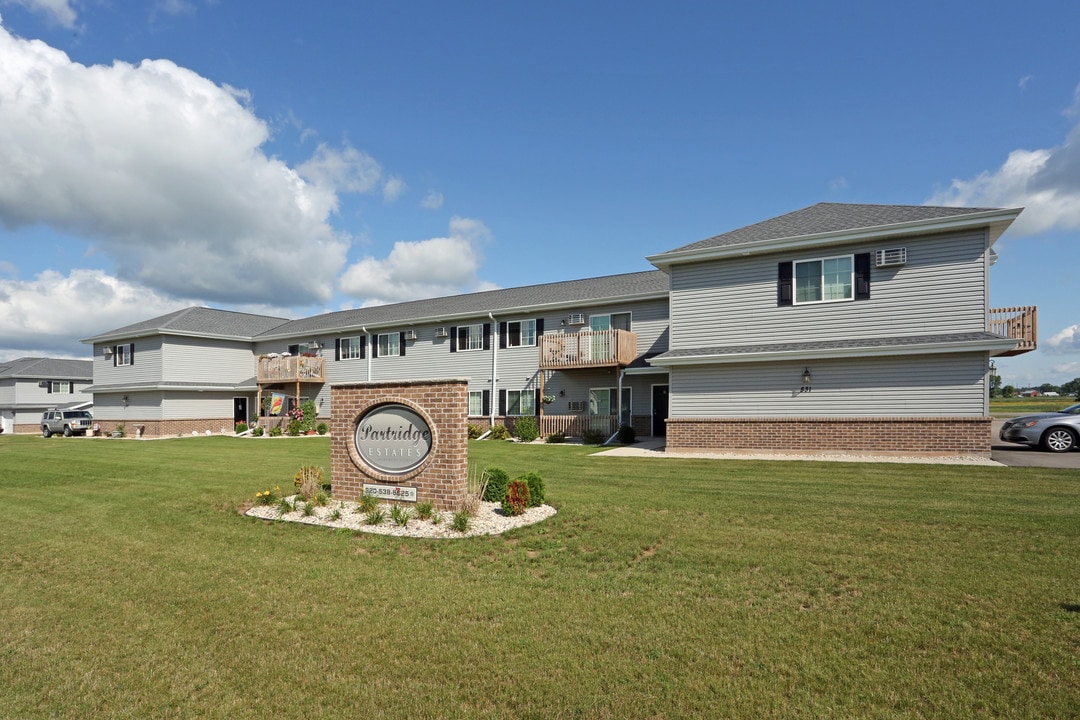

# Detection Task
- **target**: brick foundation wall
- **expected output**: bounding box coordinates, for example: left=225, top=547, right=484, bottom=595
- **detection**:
left=331, top=379, right=469, bottom=510
left=666, top=417, right=992, bottom=455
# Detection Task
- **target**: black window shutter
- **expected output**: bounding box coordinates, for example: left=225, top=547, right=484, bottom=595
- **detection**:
left=46, top=383, right=52, bottom=394
left=536, top=318, right=544, bottom=337
left=854, top=253, right=871, bottom=300
left=112, top=345, right=118, bottom=367
left=372, top=338, right=379, bottom=358
left=334, top=338, right=341, bottom=361
left=498, top=389, right=506, bottom=416
left=778, top=262, right=793, bottom=306
left=482, top=390, right=490, bottom=417
left=69, top=383, right=74, bottom=394
left=499, top=322, right=507, bottom=349
left=359, top=336, right=366, bottom=359
left=483, top=323, right=491, bottom=351
left=534, top=389, right=541, bottom=416
left=449, top=327, right=457, bottom=353
left=129, top=343, right=135, bottom=365
left=288, top=344, right=299, bottom=355
left=399, top=331, right=406, bottom=356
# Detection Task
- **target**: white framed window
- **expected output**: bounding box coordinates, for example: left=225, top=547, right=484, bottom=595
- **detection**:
left=506, top=389, right=535, bottom=416
left=468, top=391, right=484, bottom=417
left=340, top=336, right=363, bottom=360
left=113, top=343, right=133, bottom=367
left=794, top=255, right=853, bottom=304
left=49, top=381, right=71, bottom=394
left=377, top=333, right=400, bottom=357
left=505, top=319, right=536, bottom=348
left=457, top=324, right=484, bottom=352
left=590, top=387, right=632, bottom=426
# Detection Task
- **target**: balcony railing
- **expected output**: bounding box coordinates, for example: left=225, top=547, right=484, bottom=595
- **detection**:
left=257, top=354, right=326, bottom=383
left=540, top=414, right=619, bottom=439
left=989, top=306, right=1037, bottom=357
left=539, top=330, right=638, bottom=369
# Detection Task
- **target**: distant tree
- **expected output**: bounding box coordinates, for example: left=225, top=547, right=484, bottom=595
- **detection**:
left=1002, top=385, right=1015, bottom=398
left=1061, top=377, right=1080, bottom=399
left=989, top=372, right=1003, bottom=398
left=1039, top=383, right=1059, bottom=394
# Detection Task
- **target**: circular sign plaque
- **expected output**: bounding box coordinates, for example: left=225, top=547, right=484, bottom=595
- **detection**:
left=353, top=404, right=433, bottom=475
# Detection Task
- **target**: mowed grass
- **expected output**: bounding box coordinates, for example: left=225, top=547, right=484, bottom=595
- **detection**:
left=1, top=435, right=1077, bottom=719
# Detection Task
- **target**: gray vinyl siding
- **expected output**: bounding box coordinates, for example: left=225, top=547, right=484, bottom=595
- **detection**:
left=161, top=392, right=237, bottom=422
left=162, top=337, right=256, bottom=383
left=90, top=392, right=159, bottom=421
left=668, top=229, right=989, bottom=350
left=670, top=352, right=989, bottom=418
left=94, top=338, right=163, bottom=385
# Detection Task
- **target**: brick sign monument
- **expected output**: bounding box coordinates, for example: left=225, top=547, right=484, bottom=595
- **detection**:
left=330, top=378, right=468, bottom=510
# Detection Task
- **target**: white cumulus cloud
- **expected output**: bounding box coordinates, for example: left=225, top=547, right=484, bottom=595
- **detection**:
left=382, top=175, right=407, bottom=203
left=0, top=20, right=399, bottom=306
left=339, top=217, right=496, bottom=304
left=1047, top=324, right=1080, bottom=353
left=0, top=269, right=192, bottom=358
left=1, top=0, right=78, bottom=28
left=421, top=190, right=444, bottom=209
left=928, top=86, right=1080, bottom=236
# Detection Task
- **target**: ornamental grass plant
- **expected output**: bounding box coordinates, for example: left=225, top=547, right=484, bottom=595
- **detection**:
left=0, top=435, right=1077, bottom=719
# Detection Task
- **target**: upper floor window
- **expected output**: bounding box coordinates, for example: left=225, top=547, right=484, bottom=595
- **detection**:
left=778, top=253, right=871, bottom=306
left=49, top=381, right=72, bottom=394
left=338, top=336, right=364, bottom=360
left=112, top=343, right=134, bottom=367
left=590, top=312, right=631, bottom=332
left=506, top=319, right=536, bottom=348
left=377, top=333, right=401, bottom=358
left=796, top=255, right=852, bottom=304
left=453, top=324, right=486, bottom=352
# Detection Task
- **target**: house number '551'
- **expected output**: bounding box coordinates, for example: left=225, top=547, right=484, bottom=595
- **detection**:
left=799, top=386, right=812, bottom=393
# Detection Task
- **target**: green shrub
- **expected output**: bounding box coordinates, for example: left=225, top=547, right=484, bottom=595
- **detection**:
left=301, top=501, right=315, bottom=517
left=415, top=502, right=434, bottom=521
left=617, top=424, right=636, bottom=444
left=251, top=426, right=264, bottom=437
left=234, top=421, right=248, bottom=434
left=451, top=510, right=470, bottom=533
left=518, top=472, right=545, bottom=506
left=287, top=419, right=302, bottom=436
left=276, top=497, right=294, bottom=515
left=514, top=416, right=539, bottom=443
left=489, top=424, right=510, bottom=440
left=390, top=504, right=412, bottom=527
left=269, top=426, right=282, bottom=437
left=546, top=432, right=566, bottom=443
left=582, top=428, right=606, bottom=445
left=501, top=480, right=530, bottom=516
left=467, top=423, right=484, bottom=439
left=364, top=508, right=385, bottom=525
left=482, top=466, right=510, bottom=503
left=357, top=494, right=379, bottom=513
left=300, top=400, right=318, bottom=433
left=316, top=422, right=329, bottom=435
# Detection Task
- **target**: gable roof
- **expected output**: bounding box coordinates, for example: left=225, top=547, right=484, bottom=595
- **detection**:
left=81, top=307, right=290, bottom=344
left=256, top=270, right=669, bottom=338
left=647, top=203, right=1022, bottom=269
left=0, top=357, right=93, bottom=380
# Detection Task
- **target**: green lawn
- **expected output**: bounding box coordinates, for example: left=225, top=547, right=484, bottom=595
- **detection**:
left=1, top=435, right=1077, bottom=719
left=991, top=396, right=1076, bottom=416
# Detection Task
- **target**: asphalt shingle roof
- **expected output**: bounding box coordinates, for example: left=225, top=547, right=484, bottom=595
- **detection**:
left=82, top=307, right=290, bottom=342
left=0, top=357, right=93, bottom=380
left=662, top=203, right=1001, bottom=255
left=259, top=270, right=669, bottom=337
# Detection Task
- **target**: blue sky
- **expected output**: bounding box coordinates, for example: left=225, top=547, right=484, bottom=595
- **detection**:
left=0, top=0, right=1077, bottom=387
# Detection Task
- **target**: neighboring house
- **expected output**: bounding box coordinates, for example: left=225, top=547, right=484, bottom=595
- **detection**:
left=80, top=203, right=1037, bottom=453
left=0, top=357, right=94, bottom=434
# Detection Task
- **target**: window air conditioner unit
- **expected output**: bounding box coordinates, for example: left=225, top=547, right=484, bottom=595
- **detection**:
left=568, top=400, right=586, bottom=412
left=567, top=313, right=586, bottom=326
left=875, top=248, right=907, bottom=267
left=434, top=327, right=448, bottom=338
left=403, top=329, right=418, bottom=341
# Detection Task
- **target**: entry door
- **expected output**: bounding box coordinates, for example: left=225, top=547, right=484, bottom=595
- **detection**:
left=651, top=385, right=669, bottom=437
left=233, top=397, right=248, bottom=425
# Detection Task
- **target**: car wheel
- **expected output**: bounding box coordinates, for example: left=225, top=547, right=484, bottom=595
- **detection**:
left=42, top=426, right=52, bottom=438
left=63, top=426, right=73, bottom=437
left=1041, top=428, right=1077, bottom=453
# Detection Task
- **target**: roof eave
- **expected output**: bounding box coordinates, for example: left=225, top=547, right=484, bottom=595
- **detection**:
left=648, top=337, right=1019, bottom=367
left=646, top=207, right=1023, bottom=270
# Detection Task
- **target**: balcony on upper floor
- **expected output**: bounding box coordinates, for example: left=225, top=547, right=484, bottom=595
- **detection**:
left=990, top=306, right=1038, bottom=357
left=257, top=354, right=325, bottom=384
left=539, top=329, right=638, bottom=370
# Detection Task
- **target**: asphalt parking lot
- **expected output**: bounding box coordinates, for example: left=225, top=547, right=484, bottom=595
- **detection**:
left=991, top=420, right=1080, bottom=469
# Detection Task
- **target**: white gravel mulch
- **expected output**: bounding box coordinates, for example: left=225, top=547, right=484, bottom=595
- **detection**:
left=245, top=496, right=556, bottom=538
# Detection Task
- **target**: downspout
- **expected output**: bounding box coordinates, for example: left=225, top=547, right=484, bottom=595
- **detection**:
left=488, top=313, right=498, bottom=429
left=362, top=326, right=371, bottom=381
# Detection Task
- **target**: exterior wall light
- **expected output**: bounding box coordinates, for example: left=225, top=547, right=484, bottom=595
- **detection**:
left=801, top=368, right=812, bottom=384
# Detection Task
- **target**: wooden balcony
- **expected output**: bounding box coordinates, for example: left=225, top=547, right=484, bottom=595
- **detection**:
left=539, top=330, right=638, bottom=370
left=989, top=306, right=1037, bottom=357
left=257, top=354, right=325, bottom=384
left=540, top=414, right=619, bottom=439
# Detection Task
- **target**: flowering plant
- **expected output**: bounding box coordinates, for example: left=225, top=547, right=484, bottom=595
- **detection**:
left=255, top=486, right=281, bottom=505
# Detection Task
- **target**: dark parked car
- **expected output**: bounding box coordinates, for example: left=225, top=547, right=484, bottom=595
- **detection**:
left=41, top=408, right=94, bottom=437
left=999, top=403, right=1080, bottom=452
